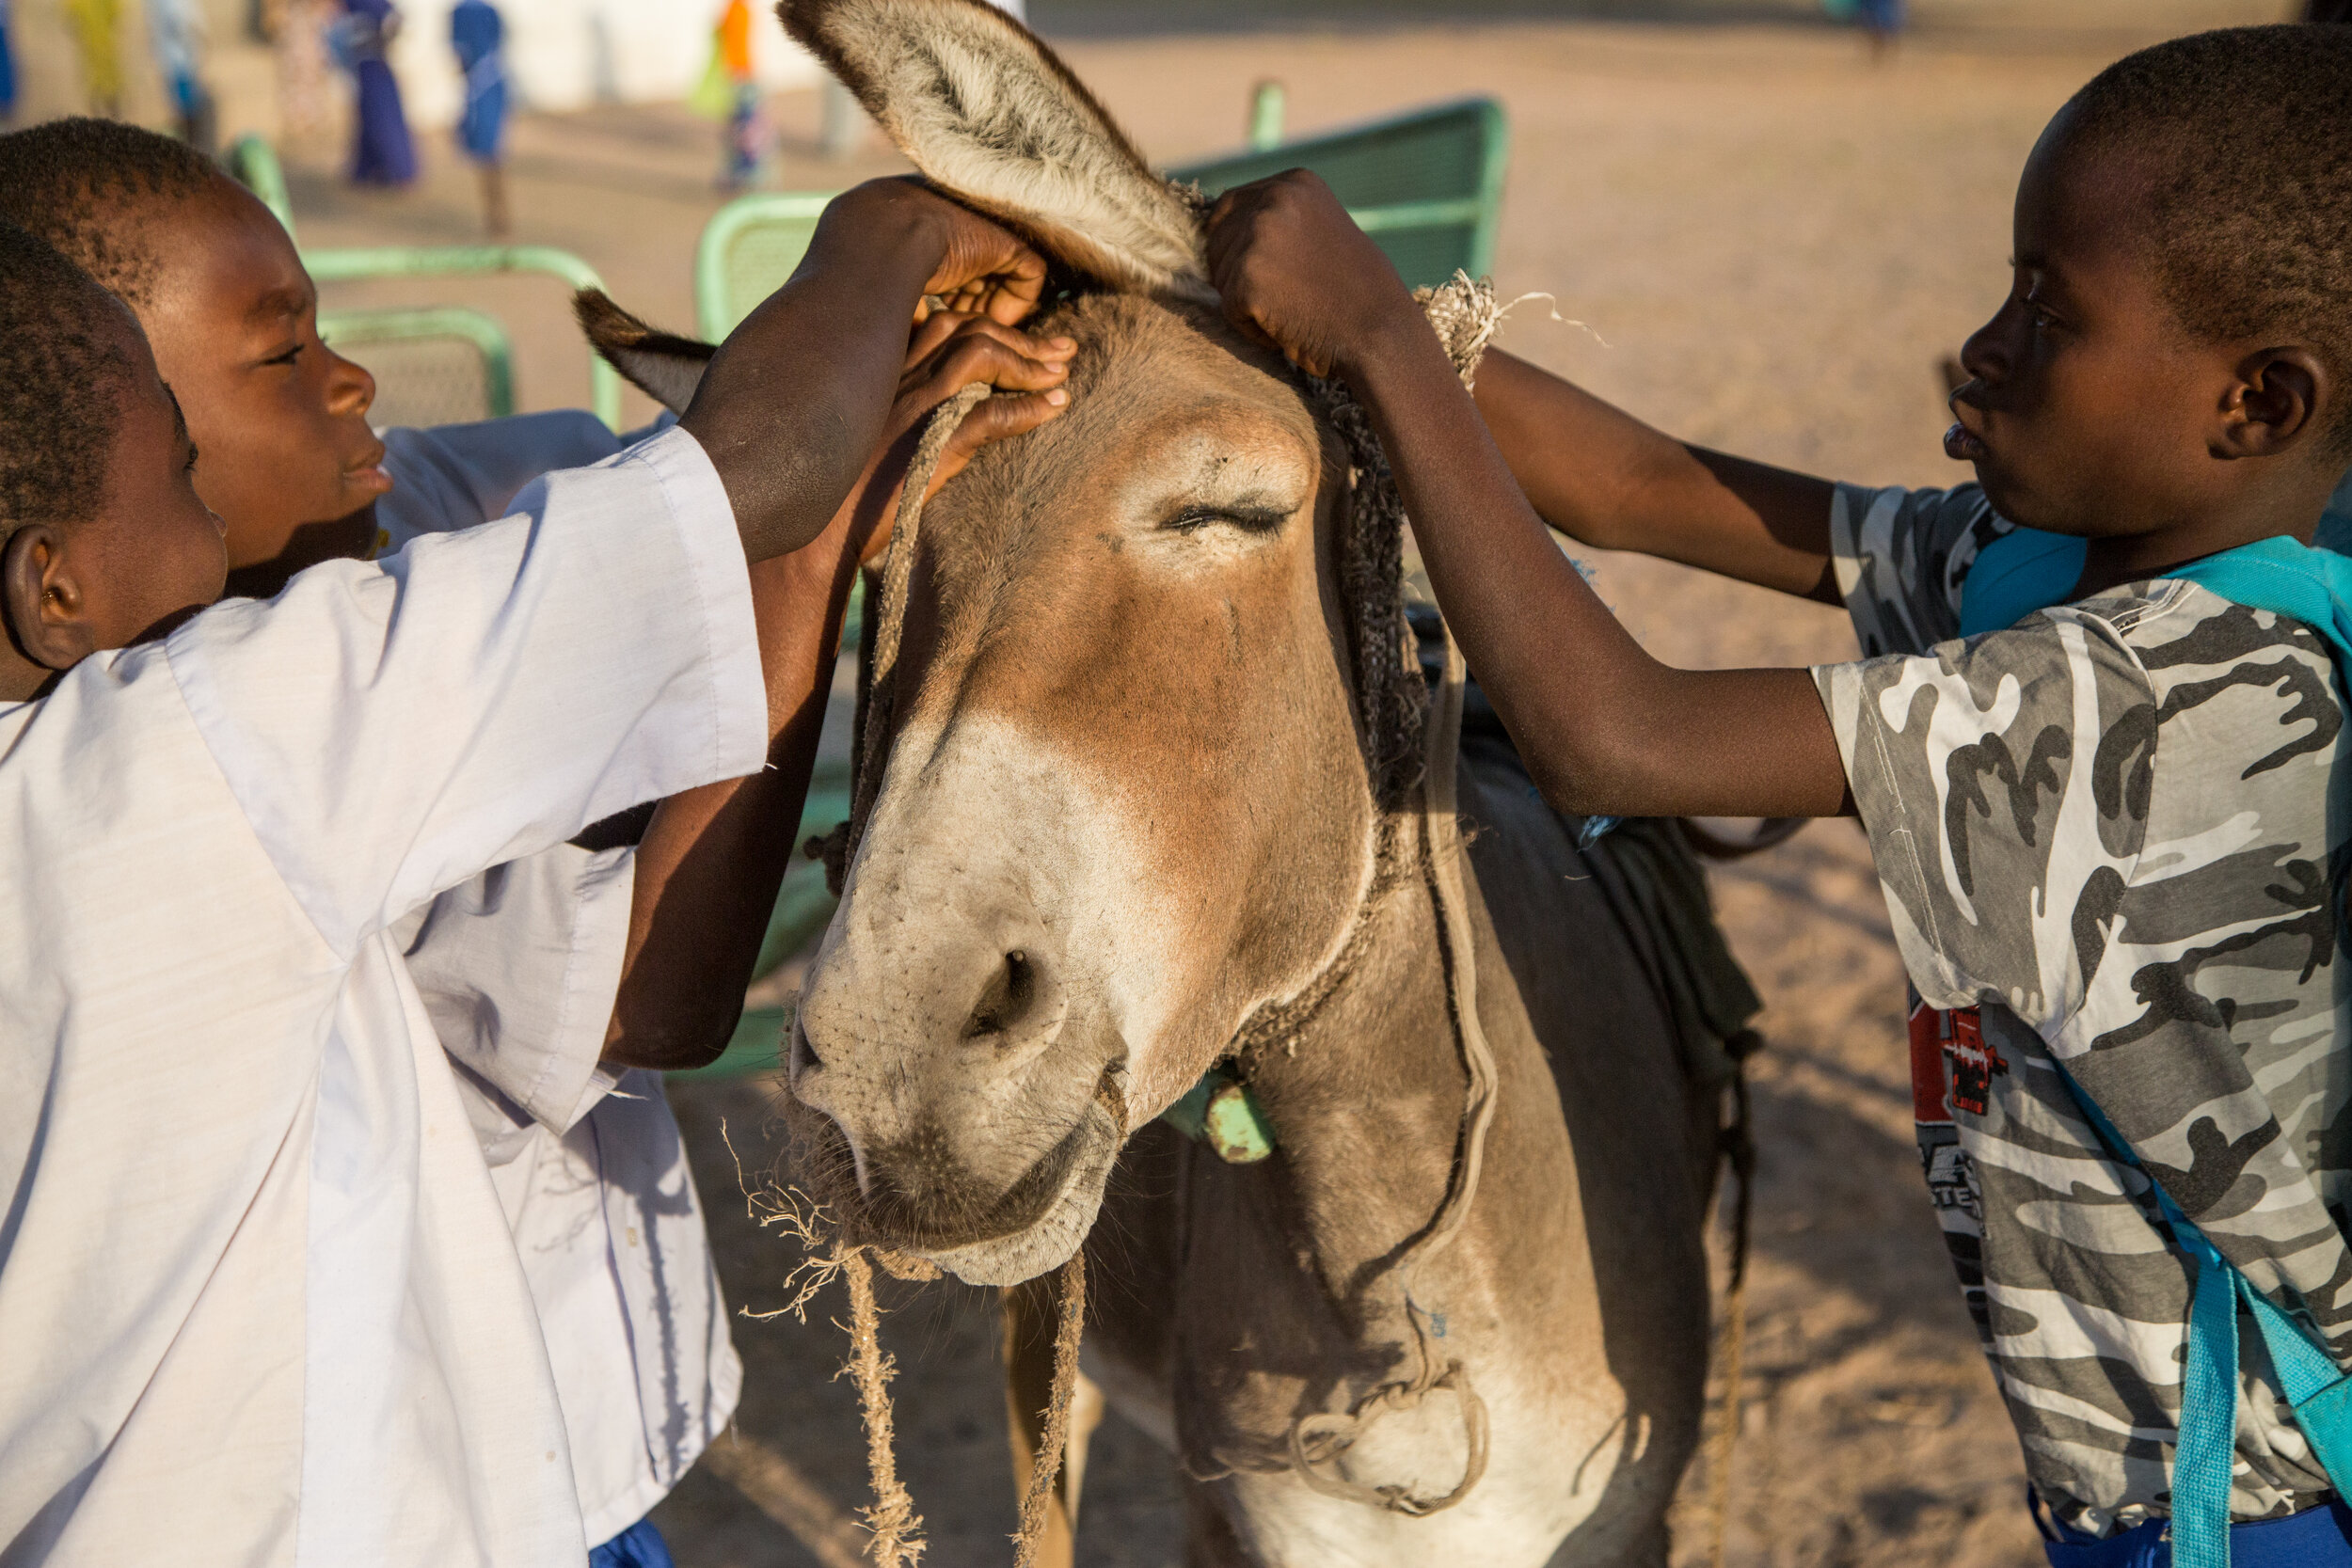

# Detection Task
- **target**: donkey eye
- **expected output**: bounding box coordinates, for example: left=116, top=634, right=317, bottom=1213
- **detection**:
left=1159, top=503, right=1288, bottom=536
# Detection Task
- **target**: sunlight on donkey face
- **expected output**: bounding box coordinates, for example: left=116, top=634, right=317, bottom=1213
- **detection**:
left=788, top=294, right=1382, bottom=1283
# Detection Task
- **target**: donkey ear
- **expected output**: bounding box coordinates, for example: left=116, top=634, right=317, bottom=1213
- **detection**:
left=572, top=290, right=715, bottom=416
left=779, top=0, right=1210, bottom=300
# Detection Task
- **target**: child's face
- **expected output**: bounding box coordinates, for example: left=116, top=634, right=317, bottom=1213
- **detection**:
left=135, top=179, right=389, bottom=578
left=82, top=338, right=232, bottom=648
left=1947, top=124, right=2295, bottom=540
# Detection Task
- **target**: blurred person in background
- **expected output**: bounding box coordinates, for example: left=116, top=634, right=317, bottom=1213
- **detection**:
left=0, top=0, right=15, bottom=124
left=146, top=0, right=216, bottom=150
left=64, top=0, right=122, bottom=115
left=711, top=0, right=761, bottom=190
left=450, top=0, right=508, bottom=236
left=337, top=0, right=415, bottom=185
left=1857, top=0, right=1902, bottom=57
left=1824, top=0, right=1902, bottom=57
left=269, top=0, right=336, bottom=139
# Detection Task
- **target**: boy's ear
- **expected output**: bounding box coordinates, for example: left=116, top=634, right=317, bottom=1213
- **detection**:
left=2, top=525, right=101, bottom=673
left=2220, top=346, right=2328, bottom=459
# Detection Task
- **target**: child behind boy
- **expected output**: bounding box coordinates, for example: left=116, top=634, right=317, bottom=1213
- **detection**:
left=0, top=179, right=1062, bottom=1560
left=1210, top=24, right=2352, bottom=1563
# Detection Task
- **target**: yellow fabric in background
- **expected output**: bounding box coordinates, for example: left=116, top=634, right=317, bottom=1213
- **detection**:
left=63, top=0, right=123, bottom=113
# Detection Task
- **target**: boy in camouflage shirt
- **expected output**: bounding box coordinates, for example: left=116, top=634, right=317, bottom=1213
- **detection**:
left=1205, top=23, right=2352, bottom=1560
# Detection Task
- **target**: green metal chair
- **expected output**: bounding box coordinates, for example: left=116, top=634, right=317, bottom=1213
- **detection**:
left=685, top=95, right=1508, bottom=349
left=694, top=192, right=836, bottom=341
left=226, top=135, right=626, bottom=429
left=1168, top=96, right=1510, bottom=291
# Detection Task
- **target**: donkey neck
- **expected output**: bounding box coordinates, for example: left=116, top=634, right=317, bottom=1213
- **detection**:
left=1236, top=801, right=1474, bottom=1307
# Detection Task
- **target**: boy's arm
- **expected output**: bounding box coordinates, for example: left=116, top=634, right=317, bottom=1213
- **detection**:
left=1472, top=350, right=1843, bottom=603
left=604, top=317, right=1072, bottom=1069
left=1209, top=172, right=1850, bottom=821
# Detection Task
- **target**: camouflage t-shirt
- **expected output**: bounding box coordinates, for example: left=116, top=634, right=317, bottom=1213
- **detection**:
left=1816, top=483, right=2352, bottom=1536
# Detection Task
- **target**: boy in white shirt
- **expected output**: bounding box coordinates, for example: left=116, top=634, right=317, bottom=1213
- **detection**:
left=0, top=167, right=1065, bottom=1566
left=0, top=118, right=1073, bottom=1562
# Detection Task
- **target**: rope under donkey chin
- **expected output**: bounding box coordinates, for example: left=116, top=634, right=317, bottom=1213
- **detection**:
left=824, top=381, right=1097, bottom=1568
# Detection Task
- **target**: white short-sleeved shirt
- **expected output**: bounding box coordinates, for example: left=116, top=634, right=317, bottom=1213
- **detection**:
left=0, top=426, right=764, bottom=1567
left=378, top=414, right=742, bottom=1543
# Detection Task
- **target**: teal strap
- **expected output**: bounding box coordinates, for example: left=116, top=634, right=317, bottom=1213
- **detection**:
left=2175, top=1250, right=2239, bottom=1568
left=2060, top=1073, right=2352, bottom=1566
left=1958, top=528, right=2086, bottom=638
left=1959, top=529, right=2352, bottom=678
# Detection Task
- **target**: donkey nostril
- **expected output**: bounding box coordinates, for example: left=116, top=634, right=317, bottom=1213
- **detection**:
left=962, top=949, right=1039, bottom=1040
left=789, top=1022, right=823, bottom=1079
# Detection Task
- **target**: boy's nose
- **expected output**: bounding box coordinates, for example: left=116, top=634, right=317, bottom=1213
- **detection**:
left=1956, top=309, right=2013, bottom=396
left=327, top=348, right=376, bottom=420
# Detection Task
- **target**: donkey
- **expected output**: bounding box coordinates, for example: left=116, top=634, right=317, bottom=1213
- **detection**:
left=588, top=3, right=1734, bottom=1560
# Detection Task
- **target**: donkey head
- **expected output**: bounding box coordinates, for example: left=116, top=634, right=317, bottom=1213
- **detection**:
left=598, top=0, right=1427, bottom=1285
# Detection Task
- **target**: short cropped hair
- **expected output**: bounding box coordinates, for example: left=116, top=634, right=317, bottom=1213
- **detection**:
left=0, top=118, right=220, bottom=307
left=2060, top=26, right=2352, bottom=451
left=0, top=221, right=137, bottom=540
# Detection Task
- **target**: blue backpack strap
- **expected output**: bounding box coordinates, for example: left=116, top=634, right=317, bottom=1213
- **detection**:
left=1959, top=527, right=2088, bottom=638
left=1961, top=529, right=2352, bottom=674
left=2055, top=1069, right=2352, bottom=1568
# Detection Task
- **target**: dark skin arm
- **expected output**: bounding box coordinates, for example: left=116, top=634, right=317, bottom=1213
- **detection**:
left=1470, top=348, right=1842, bottom=604
left=607, top=192, right=1072, bottom=1069
left=1208, top=172, right=1851, bottom=821
left=678, top=177, right=1051, bottom=562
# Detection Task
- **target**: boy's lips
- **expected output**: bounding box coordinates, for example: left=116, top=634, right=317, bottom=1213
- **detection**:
left=1944, top=393, right=1991, bottom=463
left=344, top=446, right=393, bottom=498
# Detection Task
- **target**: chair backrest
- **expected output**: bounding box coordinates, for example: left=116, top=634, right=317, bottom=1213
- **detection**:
left=695, top=193, right=837, bottom=341
left=1169, top=96, right=1510, bottom=290
left=687, top=98, right=1506, bottom=346
left=320, top=307, right=517, bottom=428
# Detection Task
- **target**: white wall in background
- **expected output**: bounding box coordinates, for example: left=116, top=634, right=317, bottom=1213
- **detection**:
left=389, top=0, right=821, bottom=130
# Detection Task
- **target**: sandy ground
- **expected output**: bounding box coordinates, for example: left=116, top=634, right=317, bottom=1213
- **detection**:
left=15, top=4, right=2304, bottom=1562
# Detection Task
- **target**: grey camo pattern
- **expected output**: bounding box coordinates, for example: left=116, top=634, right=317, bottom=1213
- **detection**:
left=1816, top=483, right=2352, bottom=1536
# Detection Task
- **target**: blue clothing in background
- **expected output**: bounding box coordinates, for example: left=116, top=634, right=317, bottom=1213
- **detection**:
left=587, top=1519, right=675, bottom=1568
left=0, top=0, right=17, bottom=120
left=342, top=0, right=416, bottom=185
left=450, top=0, right=506, bottom=163
left=1855, top=0, right=1903, bottom=27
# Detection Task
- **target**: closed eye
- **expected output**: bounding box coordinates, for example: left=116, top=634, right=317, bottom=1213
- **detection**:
left=260, top=341, right=304, bottom=368
left=1159, top=503, right=1289, bottom=536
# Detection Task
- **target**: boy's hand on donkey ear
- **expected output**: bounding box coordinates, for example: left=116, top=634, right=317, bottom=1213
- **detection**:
left=1206, top=170, right=1421, bottom=381
left=835, top=313, right=1074, bottom=565
left=834, top=178, right=1053, bottom=327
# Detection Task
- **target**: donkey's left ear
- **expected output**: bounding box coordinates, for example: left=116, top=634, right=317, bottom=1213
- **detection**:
left=573, top=290, right=715, bottom=416
left=780, top=0, right=1210, bottom=301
